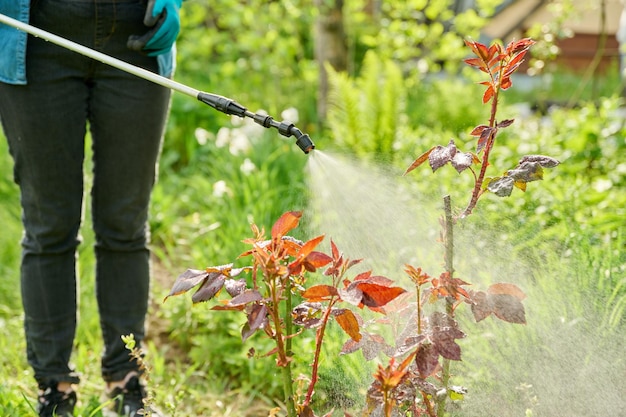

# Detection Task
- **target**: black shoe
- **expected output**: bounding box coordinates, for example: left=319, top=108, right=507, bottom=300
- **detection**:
left=37, top=382, right=77, bottom=417
left=107, top=375, right=160, bottom=417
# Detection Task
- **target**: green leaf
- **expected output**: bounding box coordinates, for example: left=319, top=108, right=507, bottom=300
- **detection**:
left=448, top=385, right=467, bottom=401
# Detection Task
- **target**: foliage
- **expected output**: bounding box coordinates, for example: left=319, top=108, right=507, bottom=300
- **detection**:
left=151, top=114, right=310, bottom=399
left=166, top=211, right=406, bottom=417
left=356, top=38, right=543, bottom=417
left=325, top=50, right=406, bottom=159
left=404, top=38, right=559, bottom=217
left=167, top=0, right=505, bottom=169
left=479, top=96, right=626, bottom=250
left=166, top=0, right=318, bottom=168
left=163, top=38, right=559, bottom=417
left=454, top=233, right=626, bottom=417
left=405, top=77, right=489, bottom=134
left=361, top=0, right=505, bottom=74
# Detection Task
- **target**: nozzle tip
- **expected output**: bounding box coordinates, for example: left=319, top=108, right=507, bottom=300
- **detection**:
left=295, top=134, right=315, bottom=154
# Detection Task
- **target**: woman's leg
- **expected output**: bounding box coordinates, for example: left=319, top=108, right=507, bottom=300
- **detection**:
left=0, top=0, right=96, bottom=388
left=85, top=0, right=171, bottom=383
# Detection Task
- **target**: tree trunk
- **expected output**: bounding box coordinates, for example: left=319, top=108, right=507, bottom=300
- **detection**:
left=314, top=0, right=347, bottom=124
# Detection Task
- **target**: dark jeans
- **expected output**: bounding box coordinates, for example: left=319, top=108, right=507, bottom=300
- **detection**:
left=0, top=0, right=171, bottom=386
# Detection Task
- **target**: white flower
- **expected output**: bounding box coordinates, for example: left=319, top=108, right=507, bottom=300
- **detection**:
left=216, top=127, right=231, bottom=148
left=194, top=127, right=211, bottom=145
left=212, top=180, right=232, bottom=198
left=229, top=129, right=251, bottom=155
left=240, top=158, right=256, bottom=175
left=231, top=114, right=245, bottom=127
left=592, top=178, right=613, bottom=193
left=281, top=107, right=299, bottom=123
left=242, top=117, right=265, bottom=138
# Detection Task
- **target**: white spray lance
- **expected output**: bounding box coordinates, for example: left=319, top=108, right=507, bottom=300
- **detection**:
left=0, top=12, right=315, bottom=154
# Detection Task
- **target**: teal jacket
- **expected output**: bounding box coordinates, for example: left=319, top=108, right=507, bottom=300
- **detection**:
left=0, top=0, right=29, bottom=84
left=0, top=0, right=175, bottom=85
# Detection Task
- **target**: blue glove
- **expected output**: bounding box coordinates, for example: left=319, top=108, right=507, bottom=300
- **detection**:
left=128, top=0, right=182, bottom=56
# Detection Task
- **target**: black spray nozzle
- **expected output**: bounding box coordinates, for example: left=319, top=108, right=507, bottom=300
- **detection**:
left=284, top=124, right=315, bottom=154
left=197, top=92, right=247, bottom=117
left=255, top=117, right=315, bottom=154
left=197, top=91, right=315, bottom=154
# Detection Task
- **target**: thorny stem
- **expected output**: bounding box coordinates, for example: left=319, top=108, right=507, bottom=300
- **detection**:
left=284, top=276, right=295, bottom=411
left=416, top=285, right=422, bottom=335
left=282, top=363, right=296, bottom=417
left=383, top=387, right=393, bottom=417
left=420, top=390, right=436, bottom=417
left=461, top=70, right=501, bottom=218
left=437, top=196, right=455, bottom=417
left=268, top=274, right=296, bottom=417
left=303, top=297, right=337, bottom=406
left=443, top=196, right=454, bottom=276
left=285, top=278, right=294, bottom=364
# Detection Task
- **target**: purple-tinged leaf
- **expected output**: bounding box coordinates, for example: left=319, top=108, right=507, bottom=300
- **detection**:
left=428, top=312, right=465, bottom=340
left=429, top=141, right=457, bottom=172
left=491, top=294, right=526, bottom=324
left=165, top=269, right=209, bottom=300
left=242, top=303, right=268, bottom=341
left=451, top=151, right=474, bottom=173
left=340, top=332, right=388, bottom=361
left=507, top=162, right=544, bottom=182
left=339, top=282, right=364, bottom=306
left=292, top=302, right=323, bottom=328
left=229, top=289, right=263, bottom=306
left=497, top=119, right=515, bottom=128
left=415, top=342, right=440, bottom=378
left=518, top=154, right=560, bottom=168
left=191, top=274, right=226, bottom=303
left=470, top=290, right=493, bottom=322
left=395, top=335, right=426, bottom=356
left=224, top=278, right=248, bottom=297
left=477, top=127, right=495, bottom=154
left=340, top=338, right=361, bottom=356
left=432, top=332, right=462, bottom=361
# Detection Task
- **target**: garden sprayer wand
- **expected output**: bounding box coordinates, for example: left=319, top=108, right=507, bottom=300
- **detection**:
left=0, top=12, right=315, bottom=154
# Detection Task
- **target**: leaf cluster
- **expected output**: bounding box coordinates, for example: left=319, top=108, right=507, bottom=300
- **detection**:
left=166, top=211, right=407, bottom=414
left=404, top=38, right=560, bottom=217
left=360, top=261, right=526, bottom=416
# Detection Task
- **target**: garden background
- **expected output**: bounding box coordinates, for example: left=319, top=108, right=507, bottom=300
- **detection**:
left=1, top=1, right=625, bottom=416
